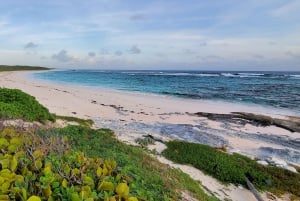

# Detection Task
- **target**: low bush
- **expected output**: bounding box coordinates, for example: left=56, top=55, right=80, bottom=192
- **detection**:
left=42, top=126, right=217, bottom=201
left=162, top=140, right=300, bottom=197
left=0, top=127, right=138, bottom=201
left=0, top=88, right=55, bottom=123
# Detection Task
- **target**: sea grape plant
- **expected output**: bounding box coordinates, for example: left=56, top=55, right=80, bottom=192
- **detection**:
left=0, top=127, right=139, bottom=201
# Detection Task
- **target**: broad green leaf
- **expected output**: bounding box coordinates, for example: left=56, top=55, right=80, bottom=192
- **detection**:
left=97, top=181, right=114, bottom=191
left=116, top=183, right=129, bottom=198
left=27, top=196, right=41, bottom=201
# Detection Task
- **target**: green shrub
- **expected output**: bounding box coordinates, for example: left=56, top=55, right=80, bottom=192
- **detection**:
left=47, top=126, right=176, bottom=200
left=0, top=88, right=55, bottom=123
left=135, top=136, right=155, bottom=148
left=162, top=140, right=300, bottom=197
left=0, top=127, right=138, bottom=201
left=39, top=126, right=217, bottom=201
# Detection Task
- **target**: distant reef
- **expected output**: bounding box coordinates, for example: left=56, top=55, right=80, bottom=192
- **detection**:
left=0, top=65, right=52, bottom=71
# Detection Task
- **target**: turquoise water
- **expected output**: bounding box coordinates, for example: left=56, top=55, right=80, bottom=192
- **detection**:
left=33, top=70, right=300, bottom=114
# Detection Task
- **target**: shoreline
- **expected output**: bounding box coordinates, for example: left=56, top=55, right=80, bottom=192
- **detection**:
left=1, top=71, right=299, bottom=163
left=29, top=71, right=299, bottom=118
left=1, top=70, right=300, bottom=201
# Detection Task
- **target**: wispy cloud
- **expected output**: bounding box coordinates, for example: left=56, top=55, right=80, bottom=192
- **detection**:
left=285, top=51, right=300, bottom=59
left=129, top=45, right=142, bottom=54
left=129, top=13, right=145, bottom=21
left=88, top=51, right=96, bottom=57
left=114, top=50, right=122, bottom=56
left=252, top=54, right=265, bottom=60
left=24, top=42, right=38, bottom=49
left=199, top=55, right=224, bottom=62
left=100, top=49, right=110, bottom=55
left=183, top=49, right=196, bottom=55
left=271, top=1, right=300, bottom=17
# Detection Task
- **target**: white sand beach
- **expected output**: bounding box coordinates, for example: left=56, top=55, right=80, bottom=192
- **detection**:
left=1, top=71, right=299, bottom=201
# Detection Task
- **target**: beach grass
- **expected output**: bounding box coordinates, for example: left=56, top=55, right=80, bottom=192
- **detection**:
left=56, top=115, right=94, bottom=127
left=0, top=65, right=51, bottom=71
left=0, top=88, right=55, bottom=123
left=162, top=140, right=300, bottom=198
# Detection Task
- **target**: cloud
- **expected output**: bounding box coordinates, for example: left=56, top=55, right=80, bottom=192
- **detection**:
left=198, top=55, right=224, bottom=62
left=114, top=51, right=122, bottom=56
left=206, top=55, right=224, bottom=61
left=183, top=49, right=196, bottom=55
left=52, top=50, right=74, bottom=62
left=88, top=51, right=96, bottom=57
left=100, top=48, right=110, bottom=55
left=1, top=1, right=300, bottom=71
left=252, top=54, right=264, bottom=60
left=271, top=1, right=300, bottom=17
left=129, top=45, right=141, bottom=54
left=199, top=42, right=207, bottom=46
left=155, top=53, right=166, bottom=58
left=130, top=13, right=145, bottom=21
left=285, top=51, right=300, bottom=59
left=24, top=42, right=38, bottom=49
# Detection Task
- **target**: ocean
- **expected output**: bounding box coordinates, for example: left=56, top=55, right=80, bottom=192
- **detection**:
left=33, top=70, right=300, bottom=115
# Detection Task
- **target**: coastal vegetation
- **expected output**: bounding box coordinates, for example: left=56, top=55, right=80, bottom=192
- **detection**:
left=135, top=136, right=156, bottom=148
left=56, top=115, right=94, bottom=127
left=0, top=88, right=55, bottom=123
left=0, top=125, right=216, bottom=201
left=1, top=85, right=299, bottom=200
left=162, top=140, right=300, bottom=198
left=40, top=126, right=217, bottom=201
left=0, top=88, right=216, bottom=200
left=0, top=126, right=140, bottom=201
left=0, top=65, right=51, bottom=72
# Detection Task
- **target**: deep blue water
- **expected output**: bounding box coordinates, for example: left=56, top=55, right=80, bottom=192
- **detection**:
left=33, top=70, right=300, bottom=114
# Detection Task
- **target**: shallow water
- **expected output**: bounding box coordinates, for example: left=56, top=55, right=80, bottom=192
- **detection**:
left=34, top=70, right=300, bottom=115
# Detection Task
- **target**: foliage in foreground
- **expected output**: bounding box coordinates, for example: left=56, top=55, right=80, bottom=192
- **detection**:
left=0, top=88, right=216, bottom=200
left=45, top=125, right=217, bottom=201
left=0, top=125, right=217, bottom=201
left=162, top=141, right=300, bottom=198
left=0, top=88, right=55, bottom=123
left=0, top=127, right=138, bottom=201
left=0, top=65, right=51, bottom=72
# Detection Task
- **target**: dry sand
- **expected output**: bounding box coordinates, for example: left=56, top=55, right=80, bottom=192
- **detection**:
left=1, top=71, right=298, bottom=201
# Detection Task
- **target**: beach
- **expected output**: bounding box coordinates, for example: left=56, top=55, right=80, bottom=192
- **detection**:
left=1, top=70, right=299, bottom=201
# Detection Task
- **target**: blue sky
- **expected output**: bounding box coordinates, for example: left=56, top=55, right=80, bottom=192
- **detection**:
left=0, top=0, right=299, bottom=70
